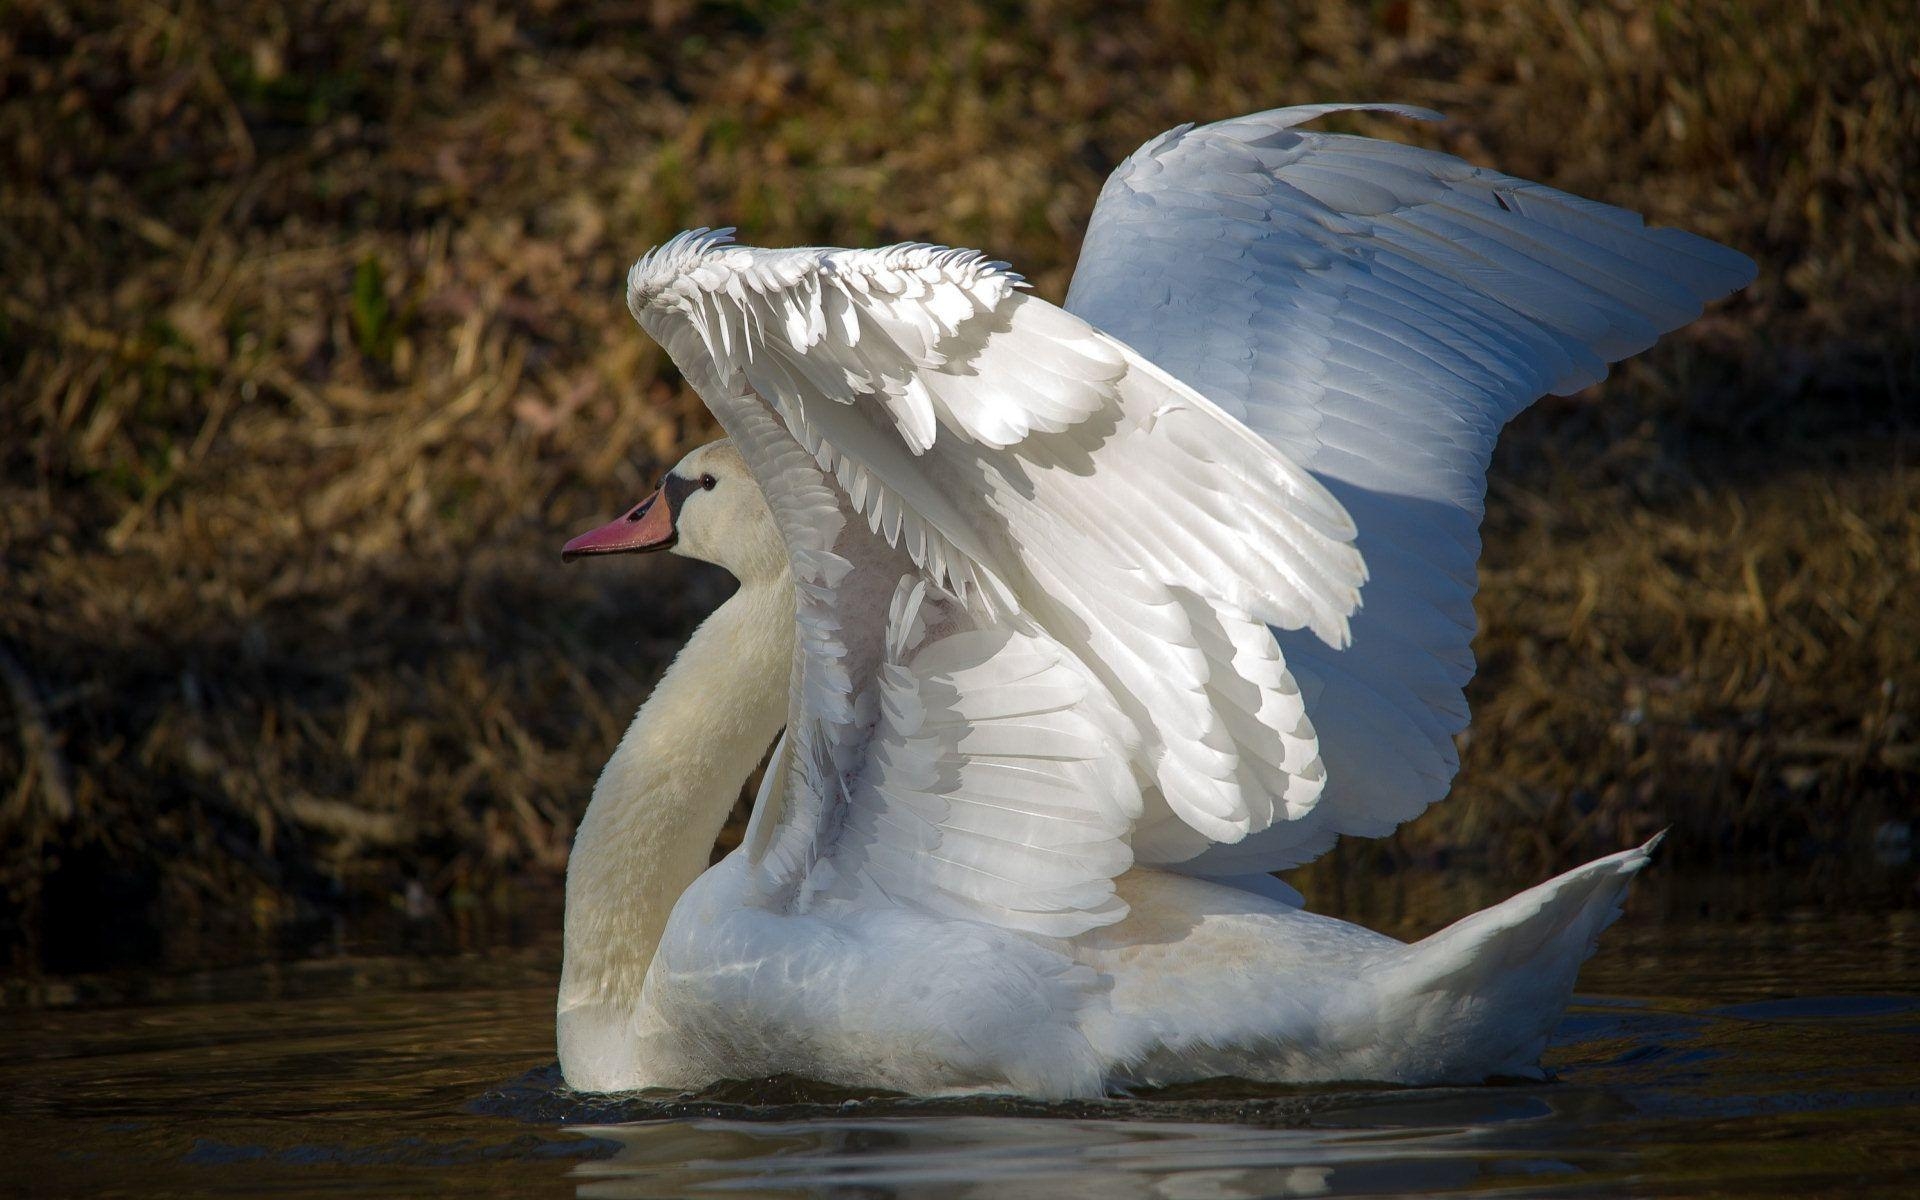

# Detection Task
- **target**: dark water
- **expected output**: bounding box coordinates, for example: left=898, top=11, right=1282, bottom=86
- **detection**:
left=3, top=879, right=1918, bottom=1198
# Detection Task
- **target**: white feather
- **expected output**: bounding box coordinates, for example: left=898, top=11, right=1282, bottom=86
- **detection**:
left=1064, top=104, right=1754, bottom=871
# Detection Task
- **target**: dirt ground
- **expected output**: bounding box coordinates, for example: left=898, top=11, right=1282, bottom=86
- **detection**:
left=3, top=0, right=1915, bottom=966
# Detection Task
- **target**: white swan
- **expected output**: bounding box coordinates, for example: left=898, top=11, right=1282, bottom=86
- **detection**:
left=555, top=105, right=1753, bottom=1098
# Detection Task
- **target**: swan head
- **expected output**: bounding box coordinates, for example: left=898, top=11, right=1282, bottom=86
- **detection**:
left=561, top=440, right=785, bottom=584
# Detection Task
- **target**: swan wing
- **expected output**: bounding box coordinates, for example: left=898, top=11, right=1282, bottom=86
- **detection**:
left=1065, top=104, right=1755, bottom=872
left=723, top=406, right=1143, bottom=935
left=627, top=233, right=1366, bottom=932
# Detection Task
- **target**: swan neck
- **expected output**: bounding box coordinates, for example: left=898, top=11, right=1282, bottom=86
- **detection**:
left=559, top=571, right=792, bottom=1019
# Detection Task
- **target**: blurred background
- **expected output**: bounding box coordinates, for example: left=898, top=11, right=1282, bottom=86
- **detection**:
left=2, top=0, right=1915, bottom=974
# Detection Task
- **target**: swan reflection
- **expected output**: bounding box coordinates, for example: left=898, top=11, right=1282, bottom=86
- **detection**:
left=565, top=1106, right=1580, bottom=1199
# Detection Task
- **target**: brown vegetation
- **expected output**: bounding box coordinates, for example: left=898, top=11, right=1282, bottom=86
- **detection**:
left=2, top=0, right=1915, bottom=965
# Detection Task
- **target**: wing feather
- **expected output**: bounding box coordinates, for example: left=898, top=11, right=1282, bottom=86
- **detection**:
left=1065, top=104, right=1754, bottom=873
left=626, top=95, right=1751, bottom=921
left=631, top=232, right=1366, bottom=884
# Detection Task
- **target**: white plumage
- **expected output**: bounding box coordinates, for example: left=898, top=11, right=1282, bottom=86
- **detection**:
left=1067, top=103, right=1753, bottom=871
left=554, top=105, right=1754, bottom=1097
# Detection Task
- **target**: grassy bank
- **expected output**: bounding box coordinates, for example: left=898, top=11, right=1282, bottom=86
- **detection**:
left=2, top=0, right=1915, bottom=965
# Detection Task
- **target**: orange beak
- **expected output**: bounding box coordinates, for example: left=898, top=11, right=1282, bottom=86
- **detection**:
left=561, top=485, right=676, bottom=561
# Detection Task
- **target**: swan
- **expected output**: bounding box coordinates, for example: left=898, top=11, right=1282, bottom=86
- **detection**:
left=554, top=104, right=1753, bottom=1098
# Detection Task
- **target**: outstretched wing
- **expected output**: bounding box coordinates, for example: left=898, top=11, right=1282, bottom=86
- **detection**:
left=1065, top=104, right=1756, bottom=873
left=627, top=231, right=1366, bottom=934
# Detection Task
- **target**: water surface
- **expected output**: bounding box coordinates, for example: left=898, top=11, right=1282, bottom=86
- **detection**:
left=3, top=880, right=1916, bottom=1197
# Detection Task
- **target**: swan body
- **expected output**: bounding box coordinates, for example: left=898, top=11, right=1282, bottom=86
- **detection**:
left=624, top=833, right=1658, bottom=1096
left=555, top=104, right=1752, bottom=1097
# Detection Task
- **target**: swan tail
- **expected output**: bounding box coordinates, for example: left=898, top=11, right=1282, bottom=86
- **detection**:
left=1368, top=832, right=1663, bottom=1081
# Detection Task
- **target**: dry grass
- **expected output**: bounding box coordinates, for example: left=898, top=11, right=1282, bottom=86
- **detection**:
left=2, top=0, right=1915, bottom=963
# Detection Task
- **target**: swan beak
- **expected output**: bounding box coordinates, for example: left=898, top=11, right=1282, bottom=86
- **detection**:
left=561, top=487, right=677, bottom=561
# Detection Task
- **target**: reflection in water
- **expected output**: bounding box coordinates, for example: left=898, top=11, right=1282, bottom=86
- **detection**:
left=0, top=894, right=1916, bottom=1198
left=571, top=1114, right=1487, bottom=1198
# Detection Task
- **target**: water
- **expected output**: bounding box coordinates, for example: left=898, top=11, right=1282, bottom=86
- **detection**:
left=3, top=883, right=1917, bottom=1198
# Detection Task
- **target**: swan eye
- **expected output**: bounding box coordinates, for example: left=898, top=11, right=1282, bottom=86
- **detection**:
left=700, top=473, right=717, bottom=490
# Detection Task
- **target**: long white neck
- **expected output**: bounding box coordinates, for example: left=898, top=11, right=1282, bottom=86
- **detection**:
left=558, top=571, right=793, bottom=1022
